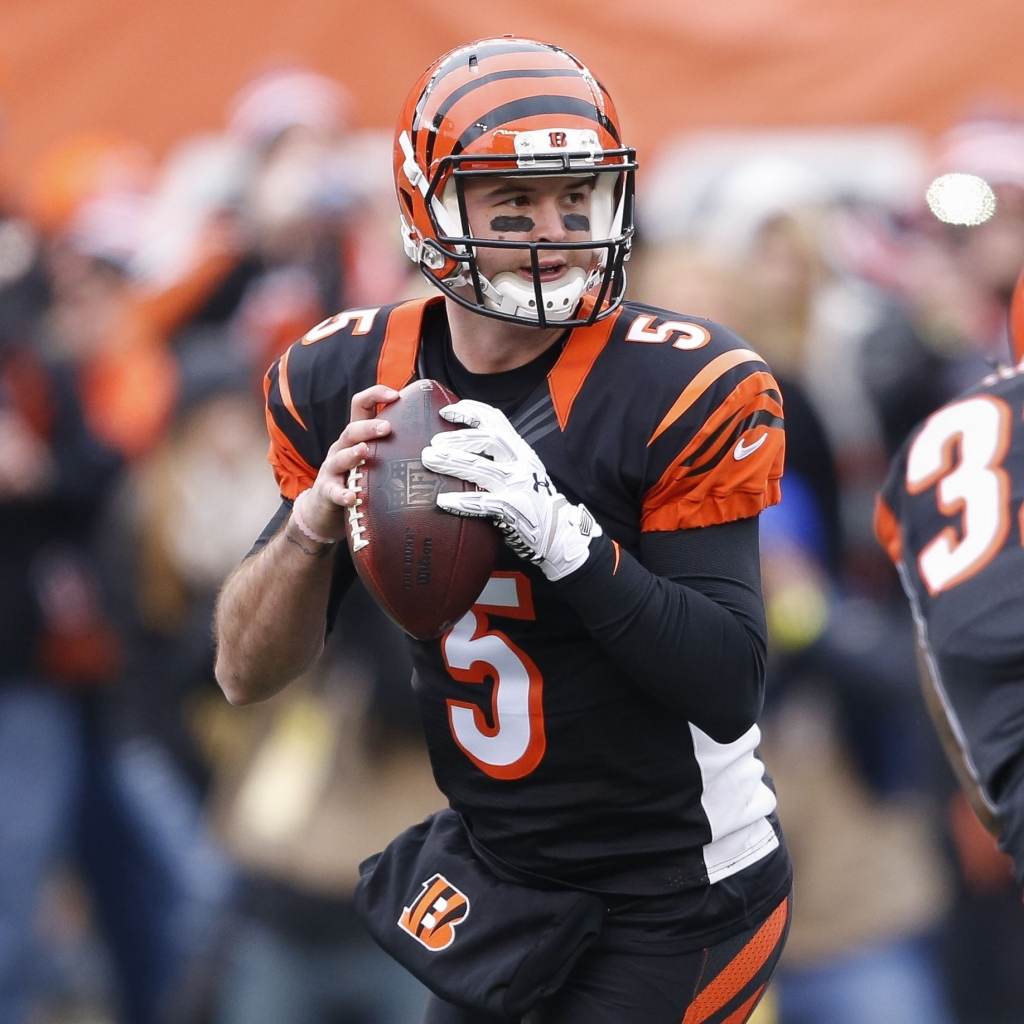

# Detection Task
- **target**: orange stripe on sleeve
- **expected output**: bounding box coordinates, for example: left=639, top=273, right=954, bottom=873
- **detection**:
left=263, top=370, right=318, bottom=501
left=682, top=898, right=789, bottom=1024
left=547, top=306, right=623, bottom=429
left=873, top=494, right=903, bottom=564
left=377, top=298, right=439, bottom=390
left=642, top=371, right=784, bottom=531
left=277, top=345, right=307, bottom=430
left=648, top=349, right=765, bottom=447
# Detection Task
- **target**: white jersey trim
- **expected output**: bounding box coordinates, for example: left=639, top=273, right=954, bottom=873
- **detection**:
left=689, top=722, right=779, bottom=884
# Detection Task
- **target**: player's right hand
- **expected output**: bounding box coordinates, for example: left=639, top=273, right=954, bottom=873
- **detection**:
left=296, top=385, right=399, bottom=541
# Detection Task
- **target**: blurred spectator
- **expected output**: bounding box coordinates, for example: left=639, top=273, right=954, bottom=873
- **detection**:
left=207, top=585, right=442, bottom=1024
left=0, top=182, right=414, bottom=1022
left=0, top=139, right=249, bottom=1024
left=227, top=67, right=352, bottom=367
left=102, top=338, right=279, bottom=785
left=27, top=134, right=154, bottom=240
left=854, top=116, right=1024, bottom=1023
left=634, top=247, right=954, bottom=1023
left=860, top=117, right=1024, bottom=459
left=45, top=189, right=180, bottom=460
left=85, top=341, right=284, bottom=1022
left=755, top=371, right=953, bottom=1024
left=759, top=538, right=954, bottom=1024
left=132, top=65, right=412, bottom=390
left=0, top=216, right=126, bottom=1023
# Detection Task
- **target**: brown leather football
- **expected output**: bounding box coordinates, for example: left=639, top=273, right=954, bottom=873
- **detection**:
left=345, top=378, right=502, bottom=640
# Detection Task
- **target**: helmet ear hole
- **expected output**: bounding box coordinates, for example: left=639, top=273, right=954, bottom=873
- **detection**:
left=400, top=188, right=414, bottom=215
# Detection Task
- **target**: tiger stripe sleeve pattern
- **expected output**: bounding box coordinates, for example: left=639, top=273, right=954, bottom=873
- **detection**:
left=642, top=365, right=785, bottom=532
left=264, top=347, right=320, bottom=501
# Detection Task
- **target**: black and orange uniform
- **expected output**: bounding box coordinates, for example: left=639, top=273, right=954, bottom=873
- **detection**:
left=876, top=363, right=1024, bottom=886
left=257, top=296, right=792, bottom=1022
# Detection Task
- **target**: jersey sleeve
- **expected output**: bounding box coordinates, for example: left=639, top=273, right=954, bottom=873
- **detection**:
left=640, top=351, right=785, bottom=532
left=262, top=299, right=431, bottom=500
left=873, top=449, right=909, bottom=566
left=264, top=342, right=323, bottom=501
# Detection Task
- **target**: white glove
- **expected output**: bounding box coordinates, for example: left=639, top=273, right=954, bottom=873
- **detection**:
left=421, top=400, right=602, bottom=581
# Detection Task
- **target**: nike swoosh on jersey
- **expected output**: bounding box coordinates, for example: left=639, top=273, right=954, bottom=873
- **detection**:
left=734, top=433, right=769, bottom=460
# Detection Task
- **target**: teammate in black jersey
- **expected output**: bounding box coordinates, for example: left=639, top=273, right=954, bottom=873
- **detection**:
left=876, top=266, right=1024, bottom=893
left=215, top=37, right=792, bottom=1023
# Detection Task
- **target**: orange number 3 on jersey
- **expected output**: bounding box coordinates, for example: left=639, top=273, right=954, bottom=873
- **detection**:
left=441, top=572, right=546, bottom=780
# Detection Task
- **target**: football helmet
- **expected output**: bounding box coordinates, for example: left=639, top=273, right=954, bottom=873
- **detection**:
left=394, top=37, right=636, bottom=328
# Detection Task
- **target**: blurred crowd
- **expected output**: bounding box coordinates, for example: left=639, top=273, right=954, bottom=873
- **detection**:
left=2, top=61, right=1024, bottom=1024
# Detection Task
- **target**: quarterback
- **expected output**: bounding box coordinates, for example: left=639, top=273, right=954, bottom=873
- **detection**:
left=216, top=37, right=792, bottom=1023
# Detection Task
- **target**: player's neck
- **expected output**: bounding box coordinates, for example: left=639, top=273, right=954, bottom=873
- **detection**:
left=445, top=297, right=565, bottom=374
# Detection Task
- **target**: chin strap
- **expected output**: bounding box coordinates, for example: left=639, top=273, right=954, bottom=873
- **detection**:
left=484, top=268, right=589, bottom=322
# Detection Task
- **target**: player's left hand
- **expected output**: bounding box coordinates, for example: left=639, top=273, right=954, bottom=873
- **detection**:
left=421, top=399, right=602, bottom=581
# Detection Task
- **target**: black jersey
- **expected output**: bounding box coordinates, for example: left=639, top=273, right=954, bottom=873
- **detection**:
left=264, top=296, right=786, bottom=899
left=877, top=362, right=1024, bottom=882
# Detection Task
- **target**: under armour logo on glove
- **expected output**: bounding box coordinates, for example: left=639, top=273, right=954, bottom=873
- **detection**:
left=421, top=399, right=603, bottom=581
left=578, top=506, right=594, bottom=537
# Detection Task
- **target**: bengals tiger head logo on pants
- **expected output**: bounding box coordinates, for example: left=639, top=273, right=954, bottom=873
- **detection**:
left=398, top=873, right=470, bottom=951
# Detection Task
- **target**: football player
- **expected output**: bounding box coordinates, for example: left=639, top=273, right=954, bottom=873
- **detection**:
left=875, top=265, right=1024, bottom=893
left=215, top=38, right=792, bottom=1023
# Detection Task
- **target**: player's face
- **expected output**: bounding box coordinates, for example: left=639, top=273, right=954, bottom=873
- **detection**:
left=459, top=175, right=596, bottom=288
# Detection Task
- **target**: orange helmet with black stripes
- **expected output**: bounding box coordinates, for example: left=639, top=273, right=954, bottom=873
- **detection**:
left=394, top=37, right=637, bottom=328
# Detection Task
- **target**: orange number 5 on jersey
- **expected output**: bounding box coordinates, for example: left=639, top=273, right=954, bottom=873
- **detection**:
left=441, top=572, right=546, bottom=780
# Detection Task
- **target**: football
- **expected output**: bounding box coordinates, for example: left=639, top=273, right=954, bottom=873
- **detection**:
left=346, top=378, right=502, bottom=640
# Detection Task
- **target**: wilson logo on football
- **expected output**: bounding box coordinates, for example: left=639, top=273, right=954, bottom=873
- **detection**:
left=398, top=874, right=470, bottom=951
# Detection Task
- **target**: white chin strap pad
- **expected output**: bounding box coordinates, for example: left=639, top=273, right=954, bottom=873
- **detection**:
left=484, top=267, right=588, bottom=322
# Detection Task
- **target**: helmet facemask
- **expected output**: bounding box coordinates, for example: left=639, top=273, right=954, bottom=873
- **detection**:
left=399, top=129, right=636, bottom=328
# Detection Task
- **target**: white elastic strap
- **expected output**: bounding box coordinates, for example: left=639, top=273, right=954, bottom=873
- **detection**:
left=398, top=131, right=428, bottom=196
left=292, top=488, right=337, bottom=546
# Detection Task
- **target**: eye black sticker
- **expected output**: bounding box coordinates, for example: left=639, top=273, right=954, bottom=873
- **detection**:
left=490, top=216, right=535, bottom=232
left=563, top=214, right=590, bottom=232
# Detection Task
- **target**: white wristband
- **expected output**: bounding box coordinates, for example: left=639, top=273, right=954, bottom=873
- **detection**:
left=292, top=488, right=337, bottom=546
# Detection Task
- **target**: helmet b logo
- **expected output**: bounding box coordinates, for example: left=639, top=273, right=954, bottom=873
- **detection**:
left=548, top=131, right=568, bottom=148
left=398, top=874, right=470, bottom=951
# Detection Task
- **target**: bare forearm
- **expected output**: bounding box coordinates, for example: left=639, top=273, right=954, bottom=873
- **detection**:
left=214, top=519, right=338, bottom=705
left=218, top=382, right=399, bottom=704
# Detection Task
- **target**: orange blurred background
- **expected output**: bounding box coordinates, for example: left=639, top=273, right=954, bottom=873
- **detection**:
left=5, top=0, right=1024, bottom=203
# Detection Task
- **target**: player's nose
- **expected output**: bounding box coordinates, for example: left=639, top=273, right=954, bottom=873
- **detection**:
left=530, top=197, right=568, bottom=243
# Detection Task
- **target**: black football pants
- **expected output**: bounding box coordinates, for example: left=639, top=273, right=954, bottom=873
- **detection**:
left=421, top=891, right=791, bottom=1024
